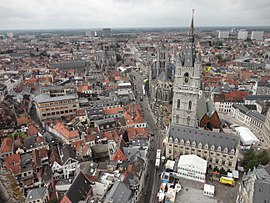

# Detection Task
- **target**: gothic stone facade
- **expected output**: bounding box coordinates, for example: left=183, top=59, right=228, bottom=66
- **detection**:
left=149, top=45, right=173, bottom=104
left=165, top=124, right=240, bottom=171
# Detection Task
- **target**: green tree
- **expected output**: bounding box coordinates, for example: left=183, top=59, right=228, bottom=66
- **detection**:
left=242, top=148, right=270, bottom=172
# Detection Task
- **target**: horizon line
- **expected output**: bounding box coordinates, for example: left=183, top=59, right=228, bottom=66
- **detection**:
left=1, top=25, right=270, bottom=32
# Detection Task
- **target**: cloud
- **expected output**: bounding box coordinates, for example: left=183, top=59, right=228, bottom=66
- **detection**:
left=0, top=0, right=269, bottom=29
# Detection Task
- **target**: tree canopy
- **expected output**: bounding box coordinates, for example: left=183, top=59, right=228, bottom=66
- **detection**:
left=242, top=148, right=270, bottom=172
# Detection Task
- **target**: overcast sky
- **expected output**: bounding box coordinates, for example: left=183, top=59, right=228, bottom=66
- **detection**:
left=0, top=0, right=269, bottom=30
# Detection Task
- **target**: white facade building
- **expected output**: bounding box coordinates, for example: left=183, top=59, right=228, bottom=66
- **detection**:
left=238, top=30, right=248, bottom=40
left=177, top=155, right=207, bottom=183
left=251, top=31, right=264, bottom=41
left=218, top=31, right=230, bottom=39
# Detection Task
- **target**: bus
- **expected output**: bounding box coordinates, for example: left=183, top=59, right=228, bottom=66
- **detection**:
left=219, top=176, right=235, bottom=186
left=156, top=149, right=161, bottom=159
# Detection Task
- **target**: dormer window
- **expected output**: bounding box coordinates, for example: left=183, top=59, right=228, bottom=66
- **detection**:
left=210, top=145, right=215, bottom=151
left=230, top=148, right=235, bottom=155
left=223, top=147, right=228, bottom=154
left=204, top=144, right=208, bottom=150
left=217, top=146, right=222, bottom=152
left=186, top=140, right=190, bottom=146
left=169, top=137, right=173, bottom=142
left=192, top=141, right=196, bottom=147
left=180, top=139, right=185, bottom=145
left=198, top=142, right=202, bottom=149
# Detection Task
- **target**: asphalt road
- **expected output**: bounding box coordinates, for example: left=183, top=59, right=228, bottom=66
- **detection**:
left=130, top=69, right=162, bottom=203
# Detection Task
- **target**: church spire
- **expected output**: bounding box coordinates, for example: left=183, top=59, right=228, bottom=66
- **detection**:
left=188, top=9, right=195, bottom=43
left=183, top=9, right=196, bottom=67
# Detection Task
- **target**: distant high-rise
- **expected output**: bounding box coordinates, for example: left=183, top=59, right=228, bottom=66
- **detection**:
left=218, top=31, right=230, bottom=39
left=238, top=29, right=248, bottom=40
left=251, top=31, right=264, bottom=41
left=85, top=31, right=95, bottom=37
left=6, top=32, right=14, bottom=38
left=103, top=28, right=112, bottom=37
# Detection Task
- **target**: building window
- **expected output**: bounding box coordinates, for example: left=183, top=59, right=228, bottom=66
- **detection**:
left=177, top=99, right=180, bottom=109
left=187, top=116, right=191, bottom=125
left=176, top=114, right=180, bottom=124
left=188, top=101, right=192, bottom=111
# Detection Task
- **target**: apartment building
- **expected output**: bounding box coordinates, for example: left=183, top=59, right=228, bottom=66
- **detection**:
left=34, top=93, right=79, bottom=121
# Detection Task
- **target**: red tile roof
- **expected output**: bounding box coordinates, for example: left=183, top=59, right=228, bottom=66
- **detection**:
left=134, top=114, right=144, bottom=123
left=36, top=136, right=45, bottom=144
left=76, top=109, right=86, bottom=116
left=103, top=107, right=124, bottom=115
left=123, top=112, right=135, bottom=125
left=72, top=140, right=85, bottom=151
left=53, top=122, right=79, bottom=139
left=5, top=154, right=21, bottom=176
left=112, top=148, right=127, bottom=161
left=224, top=91, right=249, bottom=101
left=1, top=137, right=13, bottom=153
left=27, top=124, right=39, bottom=136
left=17, top=115, right=31, bottom=126
left=38, top=148, right=48, bottom=159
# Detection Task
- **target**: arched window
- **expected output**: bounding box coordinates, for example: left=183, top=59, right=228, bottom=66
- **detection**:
left=188, top=101, right=192, bottom=110
left=176, top=114, right=180, bottom=124
left=187, top=116, right=191, bottom=125
left=177, top=99, right=180, bottom=109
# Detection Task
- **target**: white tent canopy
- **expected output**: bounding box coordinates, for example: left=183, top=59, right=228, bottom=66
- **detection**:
left=165, top=160, right=175, bottom=170
left=235, top=126, right=260, bottom=146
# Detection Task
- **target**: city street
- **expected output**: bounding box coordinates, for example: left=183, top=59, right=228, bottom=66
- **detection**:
left=129, top=69, right=162, bottom=203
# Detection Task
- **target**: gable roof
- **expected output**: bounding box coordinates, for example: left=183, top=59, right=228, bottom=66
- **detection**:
left=1, top=137, right=13, bottom=153
left=62, top=144, right=77, bottom=164
left=49, top=145, right=61, bottom=165
left=104, top=181, right=131, bottom=203
left=112, top=148, right=127, bottom=161
left=53, top=122, right=79, bottom=140
left=5, top=154, right=21, bottom=176
left=26, top=187, right=47, bottom=201
left=64, top=172, right=92, bottom=203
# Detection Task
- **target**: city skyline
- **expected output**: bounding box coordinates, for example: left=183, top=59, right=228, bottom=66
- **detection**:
left=0, top=0, right=269, bottom=30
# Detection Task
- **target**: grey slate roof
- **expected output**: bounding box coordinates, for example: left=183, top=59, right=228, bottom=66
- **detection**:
left=198, top=94, right=216, bottom=121
left=247, top=111, right=266, bottom=122
left=24, top=136, right=37, bottom=150
left=232, top=104, right=250, bottom=114
left=50, top=61, right=86, bottom=69
left=253, top=180, right=270, bottom=203
left=21, top=152, right=33, bottom=172
left=169, top=124, right=239, bottom=151
left=62, top=144, right=77, bottom=164
left=26, top=187, right=47, bottom=201
left=103, top=181, right=132, bottom=203
left=157, top=71, right=169, bottom=82
left=245, top=95, right=270, bottom=101
left=232, top=104, right=266, bottom=122
left=65, top=172, right=92, bottom=203
left=35, top=93, right=78, bottom=103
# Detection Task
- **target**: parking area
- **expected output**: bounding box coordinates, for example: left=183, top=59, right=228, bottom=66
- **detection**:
left=174, top=177, right=239, bottom=203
